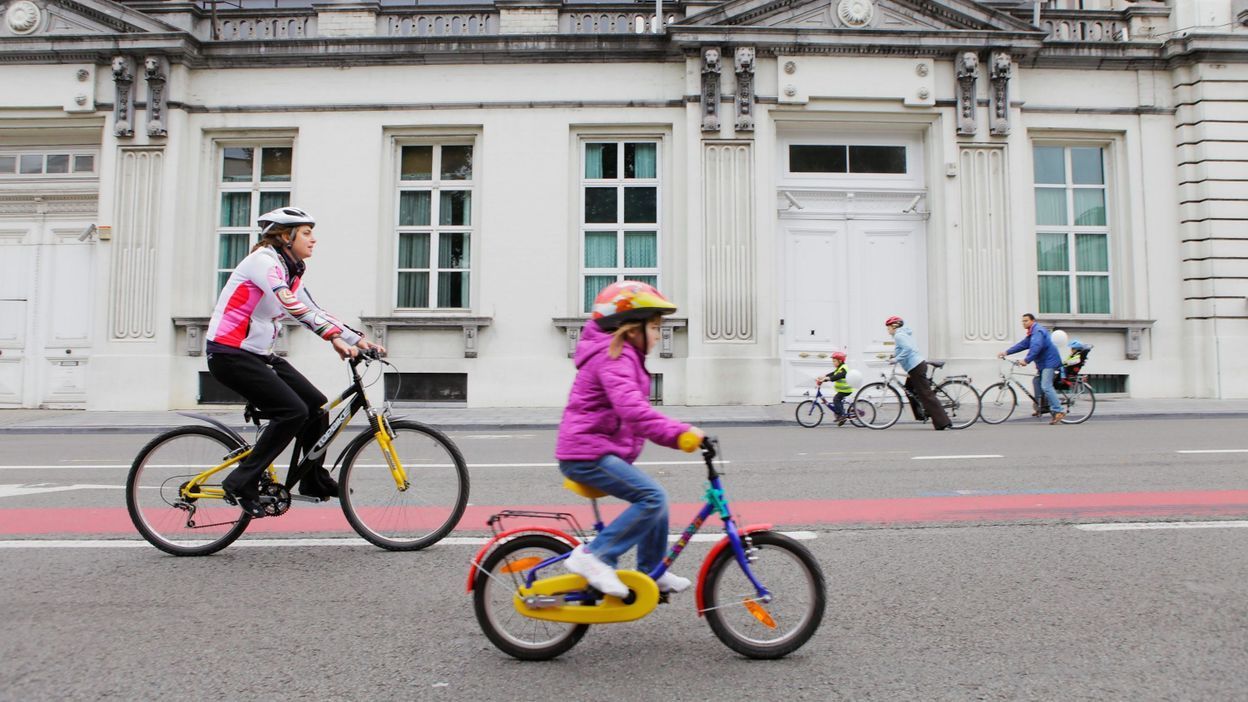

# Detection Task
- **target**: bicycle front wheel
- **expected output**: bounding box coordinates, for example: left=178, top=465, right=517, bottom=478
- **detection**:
left=937, top=379, right=981, bottom=429
left=794, top=400, right=824, bottom=428
left=978, top=382, right=1017, bottom=425
left=855, top=382, right=904, bottom=429
left=473, top=534, right=589, bottom=661
left=701, top=531, right=826, bottom=659
left=125, top=425, right=251, bottom=556
left=1060, top=381, right=1096, bottom=424
left=339, top=419, right=469, bottom=551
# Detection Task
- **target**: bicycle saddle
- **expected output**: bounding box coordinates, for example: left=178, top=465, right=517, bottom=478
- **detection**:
left=243, top=403, right=276, bottom=425
left=563, top=478, right=607, bottom=500
left=927, top=360, right=946, bottom=369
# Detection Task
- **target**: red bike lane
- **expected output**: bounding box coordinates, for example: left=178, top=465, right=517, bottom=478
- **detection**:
left=3, top=489, right=1248, bottom=536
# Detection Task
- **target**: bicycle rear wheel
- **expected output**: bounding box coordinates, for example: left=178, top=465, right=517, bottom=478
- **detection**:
left=978, top=382, right=1017, bottom=424
left=473, top=534, right=589, bottom=660
left=937, top=379, right=980, bottom=429
left=848, top=398, right=875, bottom=428
left=701, top=531, right=826, bottom=659
left=339, top=419, right=469, bottom=551
left=125, top=425, right=251, bottom=556
left=1060, top=381, right=1096, bottom=424
left=794, top=400, right=824, bottom=428
left=855, top=382, right=904, bottom=429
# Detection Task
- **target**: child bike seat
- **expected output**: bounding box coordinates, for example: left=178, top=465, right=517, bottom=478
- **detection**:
left=562, top=478, right=608, bottom=500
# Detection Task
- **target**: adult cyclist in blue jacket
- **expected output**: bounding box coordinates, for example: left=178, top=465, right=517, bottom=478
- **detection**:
left=998, top=313, right=1065, bottom=424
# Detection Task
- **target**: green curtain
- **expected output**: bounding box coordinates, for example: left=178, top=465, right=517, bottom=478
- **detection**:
left=398, top=232, right=430, bottom=269
left=437, top=272, right=469, bottom=308
left=585, top=144, right=607, bottom=179
left=633, top=274, right=658, bottom=288
left=1073, top=189, right=1106, bottom=226
left=584, top=275, right=616, bottom=312
left=628, top=143, right=657, bottom=179
left=218, top=233, right=249, bottom=269
left=584, top=231, right=616, bottom=267
left=399, top=192, right=431, bottom=226
left=397, top=272, right=429, bottom=308
left=1038, top=275, right=1070, bottom=314
left=1034, top=189, right=1066, bottom=226
left=1076, top=233, right=1108, bottom=272
left=624, top=232, right=657, bottom=268
left=1036, top=233, right=1068, bottom=272
left=219, top=193, right=250, bottom=227
left=258, top=191, right=290, bottom=214
left=440, top=191, right=471, bottom=226
left=1078, top=276, right=1110, bottom=314
left=438, top=233, right=470, bottom=268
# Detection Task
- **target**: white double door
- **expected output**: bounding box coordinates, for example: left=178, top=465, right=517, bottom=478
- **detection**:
left=781, top=217, right=927, bottom=401
left=0, top=217, right=95, bottom=408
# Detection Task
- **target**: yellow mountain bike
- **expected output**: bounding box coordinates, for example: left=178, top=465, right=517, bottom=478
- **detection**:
left=125, top=351, right=469, bottom=556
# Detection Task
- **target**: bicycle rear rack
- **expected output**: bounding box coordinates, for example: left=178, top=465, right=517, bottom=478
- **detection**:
left=487, top=509, right=591, bottom=542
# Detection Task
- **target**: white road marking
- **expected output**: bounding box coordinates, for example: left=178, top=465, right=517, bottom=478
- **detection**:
left=0, top=484, right=125, bottom=499
left=911, top=454, right=1004, bottom=461
left=0, top=460, right=726, bottom=471
left=1175, top=449, right=1248, bottom=454
left=1076, top=521, right=1248, bottom=532
left=0, top=465, right=130, bottom=471
left=0, top=531, right=818, bottom=549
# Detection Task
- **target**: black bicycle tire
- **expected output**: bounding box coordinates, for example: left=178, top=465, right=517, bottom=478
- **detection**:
left=977, top=382, right=1018, bottom=425
left=125, top=425, right=251, bottom=557
left=795, top=400, right=824, bottom=428
left=701, top=531, right=827, bottom=659
left=473, top=534, right=589, bottom=660
left=1060, top=382, right=1096, bottom=424
left=856, top=382, right=903, bottom=429
left=938, top=379, right=980, bottom=430
left=338, top=419, right=470, bottom=551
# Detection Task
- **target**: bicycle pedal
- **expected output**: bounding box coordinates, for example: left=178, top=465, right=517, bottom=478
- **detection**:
left=658, top=592, right=670, bottom=605
left=289, top=494, right=327, bottom=504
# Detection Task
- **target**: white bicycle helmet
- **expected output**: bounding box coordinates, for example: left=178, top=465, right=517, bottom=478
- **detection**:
left=257, top=206, right=316, bottom=236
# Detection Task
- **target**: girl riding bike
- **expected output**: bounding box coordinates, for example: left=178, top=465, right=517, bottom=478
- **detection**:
left=556, top=281, right=705, bottom=599
left=206, top=206, right=384, bottom=517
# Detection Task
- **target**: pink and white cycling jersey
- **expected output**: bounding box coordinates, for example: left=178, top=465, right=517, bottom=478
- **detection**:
left=207, top=246, right=361, bottom=355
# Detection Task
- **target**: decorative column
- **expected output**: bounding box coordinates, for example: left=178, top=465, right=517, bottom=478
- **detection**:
left=955, top=51, right=978, bottom=137
left=702, top=142, right=755, bottom=341
left=143, top=56, right=169, bottom=138
left=110, top=149, right=164, bottom=340
left=111, top=56, right=136, bottom=138
left=701, top=47, right=721, bottom=133
left=958, top=146, right=1011, bottom=342
left=989, top=51, right=1012, bottom=136
left=734, top=47, right=755, bottom=132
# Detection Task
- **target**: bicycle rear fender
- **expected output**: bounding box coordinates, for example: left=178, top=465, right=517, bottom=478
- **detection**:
left=175, top=412, right=247, bottom=448
left=465, top=526, right=581, bottom=593
left=694, top=523, right=773, bottom=616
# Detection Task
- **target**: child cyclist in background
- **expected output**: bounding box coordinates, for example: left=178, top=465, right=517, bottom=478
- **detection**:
left=556, top=281, right=705, bottom=599
left=815, top=350, right=855, bottom=426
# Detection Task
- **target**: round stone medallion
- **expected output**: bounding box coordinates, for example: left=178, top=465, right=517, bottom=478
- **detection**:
left=836, top=0, right=874, bottom=28
left=6, top=1, right=42, bottom=34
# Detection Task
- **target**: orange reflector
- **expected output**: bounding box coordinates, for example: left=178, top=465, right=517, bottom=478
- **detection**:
left=744, top=600, right=776, bottom=629
left=500, top=557, right=542, bottom=574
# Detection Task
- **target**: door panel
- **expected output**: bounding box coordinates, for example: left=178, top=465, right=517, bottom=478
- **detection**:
left=0, top=229, right=34, bottom=406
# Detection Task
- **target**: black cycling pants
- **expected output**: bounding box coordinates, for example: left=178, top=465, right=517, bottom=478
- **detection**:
left=905, top=362, right=952, bottom=430
left=207, top=350, right=328, bottom=491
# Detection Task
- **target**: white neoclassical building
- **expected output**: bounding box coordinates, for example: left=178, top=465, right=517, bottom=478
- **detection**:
left=0, top=0, right=1245, bottom=409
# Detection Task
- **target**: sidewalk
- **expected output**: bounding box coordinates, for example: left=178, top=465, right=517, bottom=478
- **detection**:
left=2, top=398, right=1248, bottom=434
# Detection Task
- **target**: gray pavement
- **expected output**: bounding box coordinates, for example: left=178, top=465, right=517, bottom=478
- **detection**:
left=2, top=397, right=1248, bottom=433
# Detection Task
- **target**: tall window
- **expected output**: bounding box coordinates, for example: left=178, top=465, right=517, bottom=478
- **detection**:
left=395, top=144, right=473, bottom=309
left=215, top=144, right=292, bottom=292
left=580, top=140, right=660, bottom=312
left=1033, top=145, right=1110, bottom=315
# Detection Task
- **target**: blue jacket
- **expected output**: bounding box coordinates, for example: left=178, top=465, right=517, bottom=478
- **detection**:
left=893, top=326, right=923, bottom=372
left=1006, top=323, right=1062, bottom=370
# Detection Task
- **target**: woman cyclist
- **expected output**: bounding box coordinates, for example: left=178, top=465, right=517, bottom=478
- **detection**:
left=206, top=206, right=384, bottom=517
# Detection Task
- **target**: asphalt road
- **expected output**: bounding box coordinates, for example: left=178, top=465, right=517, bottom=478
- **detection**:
left=1, top=418, right=1246, bottom=699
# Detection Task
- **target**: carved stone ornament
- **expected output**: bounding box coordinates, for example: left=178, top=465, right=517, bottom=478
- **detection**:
left=6, top=0, right=42, bottom=34
left=955, top=51, right=979, bottom=137
left=734, top=47, right=755, bottom=132
left=144, top=56, right=169, bottom=138
left=701, top=47, right=722, bottom=133
left=111, top=56, right=136, bottom=138
left=989, top=51, right=1012, bottom=136
left=836, top=0, right=874, bottom=28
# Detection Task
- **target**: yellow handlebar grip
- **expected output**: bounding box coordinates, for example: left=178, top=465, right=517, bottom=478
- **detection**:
left=677, top=431, right=700, bottom=453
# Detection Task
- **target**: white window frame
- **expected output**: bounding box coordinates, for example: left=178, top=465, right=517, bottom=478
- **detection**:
left=0, top=148, right=98, bottom=179
left=578, top=138, right=662, bottom=312
left=392, top=140, right=477, bottom=311
left=1032, top=142, right=1112, bottom=316
left=779, top=133, right=924, bottom=189
left=212, top=141, right=295, bottom=296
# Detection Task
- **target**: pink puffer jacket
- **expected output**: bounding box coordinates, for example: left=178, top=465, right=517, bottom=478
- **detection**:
left=555, top=320, right=689, bottom=463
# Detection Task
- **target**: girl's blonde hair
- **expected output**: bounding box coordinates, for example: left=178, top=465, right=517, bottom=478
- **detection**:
left=251, top=224, right=294, bottom=253
left=608, top=318, right=657, bottom=359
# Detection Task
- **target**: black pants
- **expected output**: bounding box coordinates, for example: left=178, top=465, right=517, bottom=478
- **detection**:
left=905, top=362, right=952, bottom=430
left=207, top=350, right=328, bottom=492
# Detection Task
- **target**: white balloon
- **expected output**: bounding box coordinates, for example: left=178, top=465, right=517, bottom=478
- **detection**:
left=845, top=369, right=864, bottom=388
left=1051, top=329, right=1068, bottom=347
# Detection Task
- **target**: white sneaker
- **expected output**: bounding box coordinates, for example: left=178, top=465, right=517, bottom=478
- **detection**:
left=565, top=545, right=629, bottom=598
left=655, top=571, right=691, bottom=594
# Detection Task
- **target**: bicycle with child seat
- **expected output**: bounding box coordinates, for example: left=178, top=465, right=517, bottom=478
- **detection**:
left=125, top=349, right=470, bottom=556
left=795, top=384, right=874, bottom=428
left=853, top=359, right=981, bottom=430
left=978, top=360, right=1096, bottom=425
left=467, top=436, right=826, bottom=660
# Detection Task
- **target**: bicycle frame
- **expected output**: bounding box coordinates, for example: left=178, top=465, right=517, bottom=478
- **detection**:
left=996, top=363, right=1041, bottom=406
left=178, top=354, right=405, bottom=501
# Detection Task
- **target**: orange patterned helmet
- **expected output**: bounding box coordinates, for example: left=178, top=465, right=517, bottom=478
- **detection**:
left=591, top=281, right=678, bottom=331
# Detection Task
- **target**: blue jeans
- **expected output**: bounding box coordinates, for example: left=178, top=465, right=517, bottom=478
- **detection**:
left=1033, top=367, right=1064, bottom=416
left=558, top=455, right=669, bottom=573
